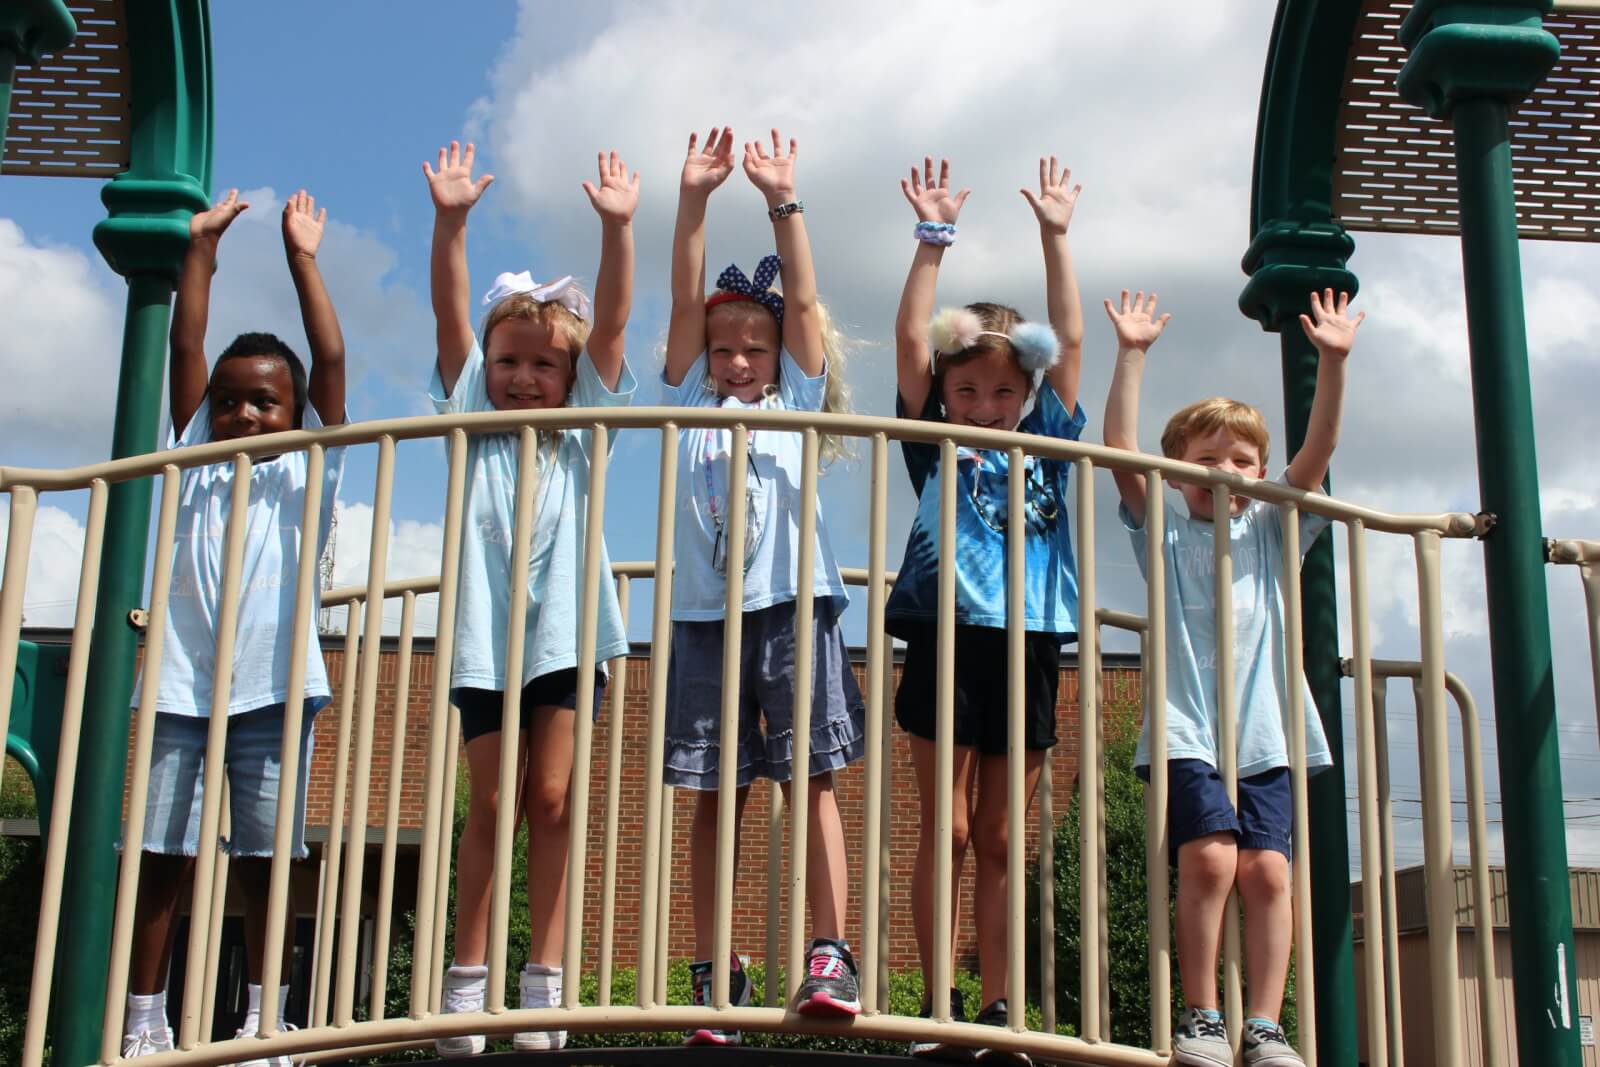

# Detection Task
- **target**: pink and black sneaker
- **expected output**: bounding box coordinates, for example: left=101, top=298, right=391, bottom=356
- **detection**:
left=794, top=938, right=862, bottom=1017
left=685, top=955, right=751, bottom=1046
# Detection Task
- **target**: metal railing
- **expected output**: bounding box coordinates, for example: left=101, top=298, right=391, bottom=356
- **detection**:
left=1549, top=539, right=1600, bottom=747
left=0, top=404, right=1486, bottom=1066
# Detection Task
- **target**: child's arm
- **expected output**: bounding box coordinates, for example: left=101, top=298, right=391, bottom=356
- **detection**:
left=894, top=157, right=970, bottom=416
left=665, top=127, right=735, bottom=388
left=281, top=190, right=346, bottom=426
left=743, top=129, right=822, bottom=376
left=170, top=189, right=250, bottom=436
left=1020, top=156, right=1084, bottom=410
left=582, top=150, right=640, bottom=391
left=1102, top=290, right=1172, bottom=528
left=422, top=140, right=494, bottom=396
left=1285, top=288, right=1362, bottom=491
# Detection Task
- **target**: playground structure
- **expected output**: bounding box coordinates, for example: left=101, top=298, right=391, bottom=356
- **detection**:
left=3, top=1, right=1600, bottom=1065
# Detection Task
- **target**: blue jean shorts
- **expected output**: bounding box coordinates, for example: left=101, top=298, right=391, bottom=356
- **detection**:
left=139, top=699, right=325, bottom=859
left=1144, top=758, right=1293, bottom=862
left=665, top=599, right=866, bottom=789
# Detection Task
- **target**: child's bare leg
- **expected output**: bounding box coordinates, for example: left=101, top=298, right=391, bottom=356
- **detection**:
left=908, top=735, right=977, bottom=1001
left=972, top=750, right=1046, bottom=1008
left=234, top=856, right=295, bottom=984
left=129, top=853, right=195, bottom=994
left=1175, top=832, right=1238, bottom=1011
left=778, top=771, right=848, bottom=941
left=689, top=783, right=752, bottom=961
left=523, top=704, right=576, bottom=967
left=1237, top=848, right=1292, bottom=1021
left=452, top=732, right=519, bottom=965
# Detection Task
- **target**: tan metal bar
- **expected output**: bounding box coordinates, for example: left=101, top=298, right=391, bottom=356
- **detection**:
left=637, top=424, right=679, bottom=1008
left=1280, top=505, right=1316, bottom=1064
left=181, top=456, right=253, bottom=1048
left=998, top=446, right=1025, bottom=1032
left=1449, top=673, right=1504, bottom=1067
left=765, top=778, right=785, bottom=1008
left=1076, top=458, right=1100, bottom=1042
left=1578, top=562, right=1600, bottom=748
left=932, top=437, right=957, bottom=1022
left=258, top=444, right=327, bottom=1035
left=1143, top=470, right=1171, bottom=1053
left=1209, top=485, right=1242, bottom=1050
left=101, top=468, right=182, bottom=1061
left=1371, top=682, right=1405, bottom=1067
left=312, top=598, right=362, bottom=1029
left=597, top=573, right=630, bottom=1007
left=1038, top=741, right=1057, bottom=1034
left=1344, top=519, right=1383, bottom=1067
left=655, top=784, right=674, bottom=1008
left=372, top=589, right=418, bottom=1020
left=490, top=427, right=542, bottom=1011
left=335, top=435, right=396, bottom=1026
left=878, top=605, right=894, bottom=1015
left=562, top=423, right=609, bottom=1004
left=861, top=433, right=889, bottom=1015
left=0, top=487, right=38, bottom=798
left=1411, top=531, right=1461, bottom=1065
left=200, top=791, right=231, bottom=1044
left=431, top=704, right=461, bottom=1015
left=412, top=428, right=468, bottom=1014
left=1098, top=649, right=1111, bottom=1042
left=712, top=423, right=750, bottom=1009
left=21, top=479, right=105, bottom=1067
left=785, top=428, right=821, bottom=1004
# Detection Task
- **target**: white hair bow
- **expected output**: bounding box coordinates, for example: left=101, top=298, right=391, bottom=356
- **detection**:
left=480, top=271, right=593, bottom=323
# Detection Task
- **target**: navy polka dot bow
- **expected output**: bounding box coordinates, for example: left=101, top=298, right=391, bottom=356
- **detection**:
left=715, top=255, right=784, bottom=324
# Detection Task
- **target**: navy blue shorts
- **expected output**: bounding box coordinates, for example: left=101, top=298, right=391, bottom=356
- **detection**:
left=1143, top=758, right=1293, bottom=862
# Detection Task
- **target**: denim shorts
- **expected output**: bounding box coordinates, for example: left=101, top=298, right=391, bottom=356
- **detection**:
left=1144, top=758, right=1293, bottom=862
left=138, top=699, right=325, bottom=859
left=665, top=598, right=866, bottom=789
left=452, top=668, right=607, bottom=744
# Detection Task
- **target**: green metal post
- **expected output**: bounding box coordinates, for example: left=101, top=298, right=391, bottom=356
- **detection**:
left=0, top=1, right=78, bottom=162
left=1398, top=2, right=1575, bottom=1063
left=0, top=43, right=14, bottom=159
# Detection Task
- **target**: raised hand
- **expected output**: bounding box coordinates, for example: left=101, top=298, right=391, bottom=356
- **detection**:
left=681, top=127, right=736, bottom=197
left=190, top=188, right=249, bottom=242
left=900, top=157, right=970, bottom=225
left=1299, top=288, right=1363, bottom=359
left=582, top=150, right=641, bottom=225
left=1104, top=290, right=1171, bottom=352
left=1020, top=155, right=1081, bottom=235
left=743, top=128, right=798, bottom=201
left=423, top=140, right=494, bottom=216
left=281, top=189, right=327, bottom=259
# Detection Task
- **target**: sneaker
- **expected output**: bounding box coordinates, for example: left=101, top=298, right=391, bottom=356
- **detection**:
left=1173, top=1006, right=1233, bottom=1067
left=684, top=955, right=752, bottom=1046
left=972, top=999, right=1032, bottom=1065
left=234, top=1020, right=298, bottom=1067
left=909, top=986, right=974, bottom=1061
left=794, top=938, right=862, bottom=1017
left=435, top=964, right=487, bottom=1058
left=514, top=966, right=567, bottom=1051
left=1241, top=1017, right=1304, bottom=1066
left=122, top=1028, right=175, bottom=1057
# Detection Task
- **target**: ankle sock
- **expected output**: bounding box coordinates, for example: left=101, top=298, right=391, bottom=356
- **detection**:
left=126, top=990, right=167, bottom=1035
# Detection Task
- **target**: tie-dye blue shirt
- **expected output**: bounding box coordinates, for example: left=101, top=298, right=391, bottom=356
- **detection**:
left=886, top=385, right=1086, bottom=640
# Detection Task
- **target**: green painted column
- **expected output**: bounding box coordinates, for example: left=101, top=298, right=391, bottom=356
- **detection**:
left=0, top=44, right=14, bottom=159
left=1397, top=2, right=1576, bottom=1063
left=0, top=1, right=77, bottom=160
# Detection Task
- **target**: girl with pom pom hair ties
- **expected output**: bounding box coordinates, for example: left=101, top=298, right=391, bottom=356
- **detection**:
left=886, top=156, right=1086, bottom=1062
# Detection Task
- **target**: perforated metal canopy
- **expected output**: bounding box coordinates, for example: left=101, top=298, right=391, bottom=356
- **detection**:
left=1, top=0, right=128, bottom=179
left=1335, top=0, right=1600, bottom=242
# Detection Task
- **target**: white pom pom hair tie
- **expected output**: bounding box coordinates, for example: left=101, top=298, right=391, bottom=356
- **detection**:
left=928, top=306, right=1060, bottom=380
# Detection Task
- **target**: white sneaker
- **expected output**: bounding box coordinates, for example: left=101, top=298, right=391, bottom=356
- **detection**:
left=514, top=966, right=567, bottom=1051
left=122, top=1028, right=175, bottom=1057
left=1173, top=1006, right=1233, bottom=1067
left=436, top=965, right=488, bottom=1058
left=1241, top=1018, right=1305, bottom=1066
left=234, top=1020, right=298, bottom=1067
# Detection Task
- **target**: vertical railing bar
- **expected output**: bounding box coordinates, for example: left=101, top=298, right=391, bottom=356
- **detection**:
left=637, top=424, right=678, bottom=1009
left=431, top=704, right=461, bottom=1015
left=1345, top=519, right=1384, bottom=1067
left=100, top=468, right=181, bottom=1062
left=1144, top=469, right=1171, bottom=1052
left=1372, top=682, right=1405, bottom=1067
left=712, top=424, right=750, bottom=1010
left=412, top=428, right=468, bottom=1016
left=0, top=487, right=39, bottom=797
left=1210, top=484, right=1242, bottom=1050
left=180, top=456, right=253, bottom=1048
left=1004, top=446, right=1026, bottom=1033
left=372, top=588, right=418, bottom=1020
left=1445, top=672, right=1504, bottom=1067
left=199, top=791, right=231, bottom=1044
left=1281, top=504, right=1316, bottom=1064
left=785, top=428, right=820, bottom=1004
left=879, top=596, right=894, bottom=1014
left=656, top=784, right=674, bottom=1007
left=861, top=433, right=889, bottom=1015
left=932, top=437, right=957, bottom=1023
left=1581, top=563, right=1600, bottom=747
left=765, top=781, right=784, bottom=1007
left=1038, top=739, right=1056, bottom=1034
left=597, top=572, right=630, bottom=1007
left=1075, top=458, right=1100, bottom=1042
left=20, top=479, right=106, bottom=1067
left=1098, top=643, right=1111, bottom=1040
left=336, top=435, right=396, bottom=1026
left=312, top=597, right=362, bottom=1030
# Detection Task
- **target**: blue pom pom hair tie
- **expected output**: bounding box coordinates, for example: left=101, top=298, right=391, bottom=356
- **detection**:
left=705, top=255, right=784, bottom=325
left=928, top=307, right=1059, bottom=372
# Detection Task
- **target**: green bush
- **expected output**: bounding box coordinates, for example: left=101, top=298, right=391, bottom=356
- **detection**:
left=1, top=759, right=42, bottom=1066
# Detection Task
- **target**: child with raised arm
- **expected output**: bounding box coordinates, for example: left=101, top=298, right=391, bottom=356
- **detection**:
left=422, top=141, right=639, bottom=1057
left=885, top=156, right=1087, bottom=1063
left=1101, top=289, right=1362, bottom=1067
left=121, top=190, right=347, bottom=1063
left=660, top=127, right=866, bottom=1045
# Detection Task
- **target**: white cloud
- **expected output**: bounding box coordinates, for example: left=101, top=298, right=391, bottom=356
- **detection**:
left=326, top=501, right=445, bottom=636
left=0, top=502, right=93, bottom=628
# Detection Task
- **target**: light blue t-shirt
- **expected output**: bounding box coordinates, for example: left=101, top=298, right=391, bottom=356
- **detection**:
left=885, top=384, right=1087, bottom=639
left=660, top=351, right=849, bottom=621
left=138, top=399, right=345, bottom=716
left=431, top=340, right=636, bottom=689
left=1124, top=481, right=1334, bottom=779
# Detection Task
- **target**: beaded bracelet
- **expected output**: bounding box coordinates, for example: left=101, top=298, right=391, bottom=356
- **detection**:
left=915, top=221, right=956, bottom=246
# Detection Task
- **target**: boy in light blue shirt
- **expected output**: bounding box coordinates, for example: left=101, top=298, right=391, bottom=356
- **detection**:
left=1101, top=288, right=1364, bottom=1067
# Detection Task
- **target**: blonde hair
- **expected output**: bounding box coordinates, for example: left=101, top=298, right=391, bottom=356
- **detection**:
left=931, top=301, right=1031, bottom=393
left=480, top=291, right=592, bottom=363
left=1160, top=397, right=1271, bottom=467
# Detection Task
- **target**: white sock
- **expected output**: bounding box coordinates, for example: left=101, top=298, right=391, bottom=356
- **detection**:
left=126, top=990, right=167, bottom=1035
left=448, top=962, right=489, bottom=978
left=521, top=963, right=562, bottom=1008
left=244, top=983, right=263, bottom=1034
left=523, top=962, right=562, bottom=976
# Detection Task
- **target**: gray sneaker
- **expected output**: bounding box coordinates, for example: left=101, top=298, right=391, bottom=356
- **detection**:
left=1241, top=1018, right=1304, bottom=1066
left=909, top=987, right=975, bottom=1061
left=122, top=1028, right=175, bottom=1058
left=1173, top=1006, right=1233, bottom=1067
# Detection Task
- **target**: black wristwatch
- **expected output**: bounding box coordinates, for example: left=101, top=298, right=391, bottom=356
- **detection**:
left=768, top=200, right=804, bottom=220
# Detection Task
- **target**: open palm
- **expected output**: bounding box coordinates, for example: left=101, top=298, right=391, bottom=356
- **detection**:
left=901, top=157, right=970, bottom=225
left=1104, top=290, right=1171, bottom=350
left=191, top=188, right=248, bottom=241
left=1299, top=288, right=1363, bottom=358
left=743, top=129, right=798, bottom=199
left=1021, top=156, right=1080, bottom=234
left=424, top=140, right=493, bottom=215
left=583, top=150, right=640, bottom=224
left=281, top=190, right=326, bottom=258
left=681, top=127, right=735, bottom=195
